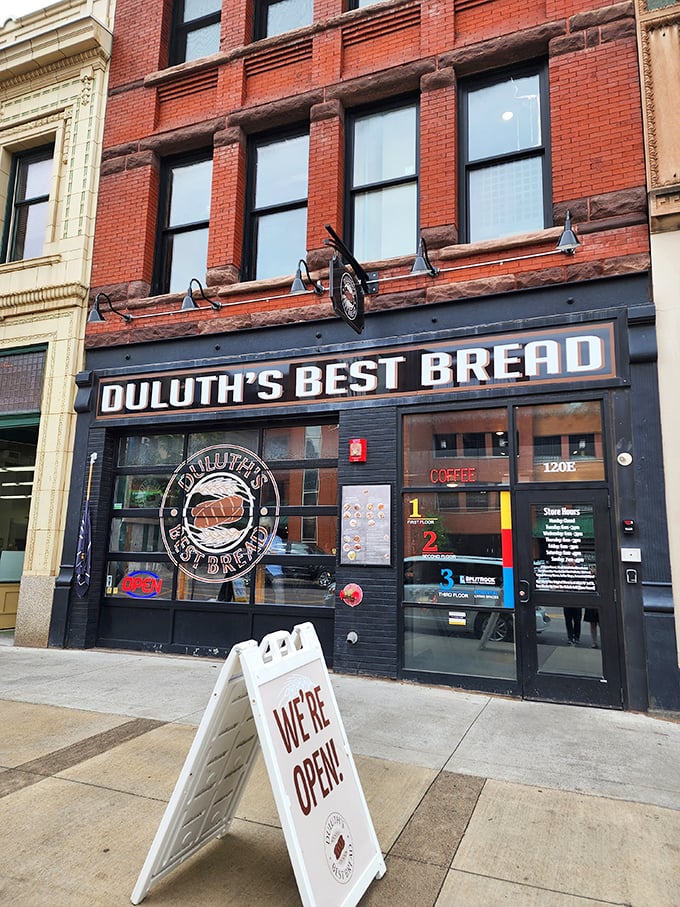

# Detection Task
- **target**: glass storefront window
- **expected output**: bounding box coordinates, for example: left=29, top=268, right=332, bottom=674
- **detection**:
left=250, top=561, right=335, bottom=607
left=401, top=485, right=514, bottom=680
left=404, top=409, right=510, bottom=486
left=107, top=422, right=337, bottom=609
left=110, top=517, right=164, bottom=553
left=105, top=559, right=174, bottom=600
left=272, top=467, right=337, bottom=506
left=516, top=401, right=604, bottom=482
left=117, top=434, right=184, bottom=467
left=113, top=475, right=178, bottom=509
left=263, top=424, right=339, bottom=460
left=188, top=429, right=259, bottom=454
left=536, top=606, right=604, bottom=678
left=403, top=607, right=516, bottom=679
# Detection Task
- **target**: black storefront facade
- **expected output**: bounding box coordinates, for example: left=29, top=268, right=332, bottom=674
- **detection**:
left=49, top=273, right=680, bottom=712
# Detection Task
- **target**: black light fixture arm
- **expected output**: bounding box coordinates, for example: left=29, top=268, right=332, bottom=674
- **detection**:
left=89, top=291, right=132, bottom=323
left=297, top=259, right=324, bottom=295
left=183, top=277, right=221, bottom=311
left=324, top=224, right=378, bottom=295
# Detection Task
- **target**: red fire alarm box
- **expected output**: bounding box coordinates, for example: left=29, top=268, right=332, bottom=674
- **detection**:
left=349, top=438, right=367, bottom=462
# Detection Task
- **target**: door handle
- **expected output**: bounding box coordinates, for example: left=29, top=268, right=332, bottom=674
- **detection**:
left=518, top=580, right=531, bottom=604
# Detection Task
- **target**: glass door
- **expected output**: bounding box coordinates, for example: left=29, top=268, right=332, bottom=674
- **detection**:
left=513, top=489, right=622, bottom=707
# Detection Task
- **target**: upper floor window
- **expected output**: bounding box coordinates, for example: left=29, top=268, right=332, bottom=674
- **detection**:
left=254, top=0, right=312, bottom=40
left=170, top=0, right=221, bottom=65
left=348, top=101, right=418, bottom=262
left=2, top=145, right=53, bottom=263
left=460, top=64, right=550, bottom=243
left=245, top=130, right=309, bottom=281
left=154, top=153, right=212, bottom=295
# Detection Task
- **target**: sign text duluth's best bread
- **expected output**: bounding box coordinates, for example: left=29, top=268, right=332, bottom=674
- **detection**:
left=96, top=323, right=618, bottom=419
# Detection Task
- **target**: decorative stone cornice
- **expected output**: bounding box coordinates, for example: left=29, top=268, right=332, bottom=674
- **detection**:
left=0, top=18, right=112, bottom=87
left=0, top=281, right=88, bottom=318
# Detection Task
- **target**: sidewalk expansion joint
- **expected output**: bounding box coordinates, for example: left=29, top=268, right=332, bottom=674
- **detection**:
left=0, top=718, right=166, bottom=799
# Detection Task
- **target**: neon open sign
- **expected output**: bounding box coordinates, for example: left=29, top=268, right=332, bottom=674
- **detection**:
left=121, top=571, right=163, bottom=598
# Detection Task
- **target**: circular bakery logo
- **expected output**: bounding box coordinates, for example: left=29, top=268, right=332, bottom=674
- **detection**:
left=159, top=444, right=279, bottom=584
left=324, top=812, right=354, bottom=884
left=340, top=272, right=359, bottom=322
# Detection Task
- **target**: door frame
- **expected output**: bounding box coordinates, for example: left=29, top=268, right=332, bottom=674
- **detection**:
left=512, top=486, right=623, bottom=708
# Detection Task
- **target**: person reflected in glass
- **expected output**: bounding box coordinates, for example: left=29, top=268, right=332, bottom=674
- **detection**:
left=584, top=608, right=599, bottom=648
left=563, top=607, right=582, bottom=645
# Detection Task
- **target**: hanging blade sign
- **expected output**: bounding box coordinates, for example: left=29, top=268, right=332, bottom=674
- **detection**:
left=329, top=255, right=364, bottom=335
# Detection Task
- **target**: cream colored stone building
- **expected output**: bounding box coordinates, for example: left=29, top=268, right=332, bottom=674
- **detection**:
left=0, top=0, right=113, bottom=644
left=636, top=0, right=680, bottom=675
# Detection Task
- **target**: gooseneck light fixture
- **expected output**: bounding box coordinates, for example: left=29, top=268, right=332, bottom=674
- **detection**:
left=556, top=210, right=580, bottom=254
left=181, top=277, right=222, bottom=311
left=410, top=236, right=440, bottom=277
left=290, top=259, right=325, bottom=296
left=87, top=291, right=132, bottom=323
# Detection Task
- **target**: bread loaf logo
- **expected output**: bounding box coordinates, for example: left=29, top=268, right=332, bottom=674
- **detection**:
left=159, top=445, right=279, bottom=583
left=324, top=812, right=354, bottom=884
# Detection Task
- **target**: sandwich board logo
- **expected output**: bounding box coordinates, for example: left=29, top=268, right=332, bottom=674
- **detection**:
left=324, top=812, right=354, bottom=884
left=159, top=444, right=280, bottom=583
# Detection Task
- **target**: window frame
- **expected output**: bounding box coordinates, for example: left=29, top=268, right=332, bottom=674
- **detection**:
left=169, top=0, right=221, bottom=66
left=458, top=61, right=552, bottom=244
left=345, top=97, right=420, bottom=263
left=152, top=150, right=213, bottom=296
left=243, top=126, right=310, bottom=282
left=253, top=0, right=313, bottom=40
left=2, top=144, right=54, bottom=263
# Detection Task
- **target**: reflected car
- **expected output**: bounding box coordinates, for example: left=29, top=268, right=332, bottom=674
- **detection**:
left=245, top=540, right=334, bottom=588
left=403, top=555, right=550, bottom=642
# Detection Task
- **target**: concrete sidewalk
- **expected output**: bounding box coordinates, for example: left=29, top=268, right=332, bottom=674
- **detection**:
left=0, top=643, right=679, bottom=905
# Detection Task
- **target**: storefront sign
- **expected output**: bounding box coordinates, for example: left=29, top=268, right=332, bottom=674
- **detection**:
left=159, top=444, right=280, bottom=583
left=341, top=485, right=391, bottom=565
left=95, top=322, right=618, bottom=420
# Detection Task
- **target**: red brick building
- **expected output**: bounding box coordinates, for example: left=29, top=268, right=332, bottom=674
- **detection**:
left=51, top=0, right=679, bottom=711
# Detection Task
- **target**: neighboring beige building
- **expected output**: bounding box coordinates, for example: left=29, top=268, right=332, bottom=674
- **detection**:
left=636, top=0, right=680, bottom=676
left=0, top=0, right=113, bottom=644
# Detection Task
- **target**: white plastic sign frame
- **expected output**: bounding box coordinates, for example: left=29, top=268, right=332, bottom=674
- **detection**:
left=131, top=623, right=385, bottom=906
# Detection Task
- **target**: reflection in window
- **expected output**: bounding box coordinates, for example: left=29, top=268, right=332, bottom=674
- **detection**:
left=255, top=0, right=312, bottom=39
left=461, top=65, right=549, bottom=243
left=404, top=409, right=509, bottom=486
left=170, top=0, right=221, bottom=65
left=113, top=475, right=177, bottom=509
left=155, top=154, right=212, bottom=294
left=349, top=102, right=418, bottom=262
left=4, top=145, right=53, bottom=262
left=188, top=429, right=259, bottom=454
left=536, top=606, right=604, bottom=678
left=403, top=607, right=516, bottom=680
left=106, top=560, right=174, bottom=600
left=247, top=131, right=309, bottom=280
left=516, top=401, right=604, bottom=482
left=108, top=422, right=338, bottom=609
left=110, top=518, right=163, bottom=552
left=118, top=434, right=184, bottom=467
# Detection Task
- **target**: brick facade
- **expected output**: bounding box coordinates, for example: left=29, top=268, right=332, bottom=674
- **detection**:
left=87, top=0, right=648, bottom=347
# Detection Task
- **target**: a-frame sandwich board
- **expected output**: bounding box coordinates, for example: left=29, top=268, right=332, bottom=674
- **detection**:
left=131, top=622, right=386, bottom=906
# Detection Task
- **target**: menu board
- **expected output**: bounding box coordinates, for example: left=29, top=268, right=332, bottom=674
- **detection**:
left=532, top=503, right=598, bottom=593
left=340, top=485, right=391, bottom=566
